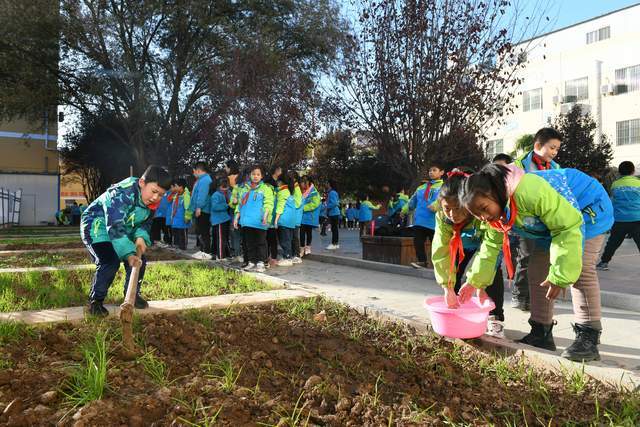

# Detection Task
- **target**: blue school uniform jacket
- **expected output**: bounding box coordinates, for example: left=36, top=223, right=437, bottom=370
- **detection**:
left=170, top=192, right=191, bottom=229
left=610, top=175, right=640, bottom=222
left=236, top=181, right=275, bottom=230
left=346, top=207, right=357, bottom=221
left=518, top=169, right=614, bottom=243
left=155, top=193, right=170, bottom=219
left=405, top=180, right=443, bottom=230
left=357, top=201, right=380, bottom=222
left=189, top=173, right=212, bottom=215
left=326, top=189, right=340, bottom=217
left=302, top=185, right=321, bottom=227
left=209, top=189, right=232, bottom=226
left=515, top=151, right=561, bottom=172
left=275, top=186, right=297, bottom=229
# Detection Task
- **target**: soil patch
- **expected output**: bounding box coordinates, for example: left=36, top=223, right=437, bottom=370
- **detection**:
left=0, top=298, right=636, bottom=426
left=0, top=240, right=84, bottom=251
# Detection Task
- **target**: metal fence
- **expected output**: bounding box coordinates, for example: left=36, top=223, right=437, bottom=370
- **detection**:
left=0, top=187, right=22, bottom=227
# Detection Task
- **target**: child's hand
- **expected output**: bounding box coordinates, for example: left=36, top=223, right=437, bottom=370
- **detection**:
left=540, top=280, right=563, bottom=300
left=195, top=208, right=202, bottom=218
left=262, top=214, right=268, bottom=225
left=233, top=218, right=239, bottom=229
left=135, top=238, right=147, bottom=256
left=457, top=283, right=476, bottom=304
left=444, top=287, right=459, bottom=308
left=127, top=255, right=142, bottom=268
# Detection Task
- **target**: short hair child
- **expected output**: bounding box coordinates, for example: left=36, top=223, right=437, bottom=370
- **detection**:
left=81, top=165, right=171, bottom=316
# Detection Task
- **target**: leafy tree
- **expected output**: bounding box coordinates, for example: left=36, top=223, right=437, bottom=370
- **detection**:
left=554, top=105, right=612, bottom=176
left=512, top=134, right=535, bottom=157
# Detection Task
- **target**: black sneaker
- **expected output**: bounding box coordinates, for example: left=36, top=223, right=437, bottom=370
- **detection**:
left=134, top=295, right=149, bottom=309
left=561, top=323, right=601, bottom=362
left=596, top=261, right=609, bottom=271
left=511, top=296, right=530, bottom=312
left=88, top=300, right=109, bottom=317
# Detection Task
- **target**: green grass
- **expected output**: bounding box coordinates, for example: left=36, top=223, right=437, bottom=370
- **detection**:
left=0, top=263, right=270, bottom=312
left=0, top=320, right=36, bottom=344
left=0, top=227, right=79, bottom=236
left=139, top=349, right=170, bottom=386
left=62, top=329, right=110, bottom=408
left=202, top=352, right=244, bottom=393
left=0, top=252, right=88, bottom=269
left=0, top=236, right=81, bottom=245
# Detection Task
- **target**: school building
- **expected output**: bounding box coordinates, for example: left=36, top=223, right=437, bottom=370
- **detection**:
left=0, top=110, right=60, bottom=225
left=484, top=3, right=640, bottom=170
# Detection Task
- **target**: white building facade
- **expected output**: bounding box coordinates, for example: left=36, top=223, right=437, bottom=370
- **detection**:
left=485, top=4, right=640, bottom=169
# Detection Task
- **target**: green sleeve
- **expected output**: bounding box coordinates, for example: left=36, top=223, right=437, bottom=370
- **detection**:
left=276, top=189, right=290, bottom=215
left=517, top=175, right=584, bottom=287
left=234, top=186, right=247, bottom=215
left=133, top=227, right=152, bottom=247
left=262, top=186, right=275, bottom=219
left=373, top=203, right=381, bottom=210
left=293, top=187, right=302, bottom=208
left=432, top=213, right=455, bottom=287
left=304, top=192, right=321, bottom=212
left=465, top=222, right=503, bottom=289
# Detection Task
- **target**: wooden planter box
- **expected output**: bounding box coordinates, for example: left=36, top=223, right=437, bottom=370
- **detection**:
left=361, top=236, right=432, bottom=267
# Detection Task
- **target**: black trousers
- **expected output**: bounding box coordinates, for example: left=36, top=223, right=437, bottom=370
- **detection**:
left=512, top=237, right=534, bottom=302
left=151, top=217, right=164, bottom=242
left=211, top=221, right=230, bottom=259
left=267, top=228, right=278, bottom=260
left=329, top=215, right=340, bottom=245
left=292, top=226, right=301, bottom=257
left=455, top=248, right=505, bottom=321
left=300, top=225, right=314, bottom=247
left=412, top=226, right=434, bottom=263
left=196, top=213, right=211, bottom=253
left=244, top=227, right=267, bottom=264
left=320, top=217, right=328, bottom=235
left=172, top=227, right=188, bottom=250
left=163, top=223, right=172, bottom=244
left=601, top=221, right=640, bottom=263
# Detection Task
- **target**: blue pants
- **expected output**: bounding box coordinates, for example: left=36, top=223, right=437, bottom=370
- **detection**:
left=86, top=242, right=147, bottom=302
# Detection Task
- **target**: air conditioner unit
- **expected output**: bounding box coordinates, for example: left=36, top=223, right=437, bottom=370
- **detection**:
left=560, top=102, right=575, bottom=114
left=560, top=103, right=591, bottom=115
left=552, top=95, right=560, bottom=105
left=563, top=95, right=578, bottom=103
left=600, top=84, right=614, bottom=96
left=615, top=84, right=628, bottom=95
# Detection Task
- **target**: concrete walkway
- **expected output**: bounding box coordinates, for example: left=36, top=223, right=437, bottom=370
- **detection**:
left=261, top=258, right=640, bottom=386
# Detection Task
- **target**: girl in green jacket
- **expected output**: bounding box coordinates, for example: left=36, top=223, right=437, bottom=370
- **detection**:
left=431, top=170, right=505, bottom=337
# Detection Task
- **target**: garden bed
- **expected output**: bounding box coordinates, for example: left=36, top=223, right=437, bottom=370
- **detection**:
left=0, top=247, right=189, bottom=269
left=0, top=237, right=84, bottom=251
left=0, top=263, right=269, bottom=313
left=0, top=298, right=637, bottom=426
left=0, top=226, right=79, bottom=236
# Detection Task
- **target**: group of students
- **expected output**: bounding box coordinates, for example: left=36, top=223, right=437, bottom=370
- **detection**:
left=430, top=126, right=640, bottom=362
left=149, top=160, right=337, bottom=272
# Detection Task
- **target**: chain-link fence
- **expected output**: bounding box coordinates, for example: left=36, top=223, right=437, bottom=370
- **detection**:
left=0, top=188, right=22, bottom=227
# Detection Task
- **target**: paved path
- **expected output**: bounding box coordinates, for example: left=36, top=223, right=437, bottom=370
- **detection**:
left=262, top=258, right=640, bottom=384
left=310, top=228, right=640, bottom=296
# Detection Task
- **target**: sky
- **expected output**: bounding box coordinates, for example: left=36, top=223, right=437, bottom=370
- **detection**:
left=549, top=1, right=639, bottom=32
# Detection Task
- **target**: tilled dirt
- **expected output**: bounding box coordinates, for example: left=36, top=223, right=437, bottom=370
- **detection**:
left=0, top=299, right=634, bottom=426
left=0, top=247, right=189, bottom=267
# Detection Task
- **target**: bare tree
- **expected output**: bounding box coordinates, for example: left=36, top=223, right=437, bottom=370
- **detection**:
left=328, top=0, right=552, bottom=185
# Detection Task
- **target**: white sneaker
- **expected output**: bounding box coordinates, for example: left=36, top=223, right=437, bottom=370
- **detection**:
left=235, top=255, right=244, bottom=263
left=299, top=247, right=306, bottom=258
left=304, top=246, right=311, bottom=255
left=243, top=262, right=256, bottom=271
left=278, top=258, right=293, bottom=267
left=255, top=262, right=266, bottom=272
left=326, top=244, right=338, bottom=250
left=192, top=251, right=213, bottom=260
left=291, top=257, right=302, bottom=264
left=156, top=242, right=167, bottom=248
left=486, top=316, right=505, bottom=339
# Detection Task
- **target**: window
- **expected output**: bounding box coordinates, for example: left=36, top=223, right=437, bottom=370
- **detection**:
left=522, top=88, right=542, bottom=112
left=616, top=119, right=640, bottom=146
left=565, top=77, right=588, bottom=101
left=586, top=26, right=610, bottom=44
left=485, top=139, right=504, bottom=158
left=615, top=64, right=640, bottom=93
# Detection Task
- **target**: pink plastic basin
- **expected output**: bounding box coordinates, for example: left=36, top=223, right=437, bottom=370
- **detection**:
left=424, top=296, right=495, bottom=339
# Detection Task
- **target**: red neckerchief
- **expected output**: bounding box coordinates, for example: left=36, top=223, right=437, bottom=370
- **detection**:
left=448, top=221, right=467, bottom=287
left=241, top=182, right=260, bottom=206
left=422, top=181, right=433, bottom=201
left=532, top=153, right=551, bottom=170
left=302, top=184, right=314, bottom=198
left=278, top=184, right=289, bottom=192
left=220, top=189, right=229, bottom=203
left=148, top=200, right=160, bottom=211
left=172, top=191, right=183, bottom=218
left=488, top=197, right=518, bottom=280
